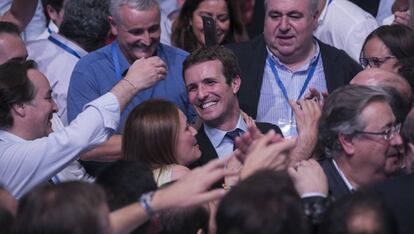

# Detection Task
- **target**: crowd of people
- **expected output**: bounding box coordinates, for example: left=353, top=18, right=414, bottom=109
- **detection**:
left=1, top=0, right=414, bottom=233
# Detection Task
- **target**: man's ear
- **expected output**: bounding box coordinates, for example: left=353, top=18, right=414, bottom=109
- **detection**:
left=338, top=132, right=355, bottom=156
left=231, top=75, right=241, bottom=94
left=108, top=16, right=119, bottom=36
left=46, top=5, right=59, bottom=22
left=11, top=103, right=26, bottom=117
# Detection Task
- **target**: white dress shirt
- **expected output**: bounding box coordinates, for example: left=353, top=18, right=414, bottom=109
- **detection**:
left=0, top=93, right=119, bottom=198
left=49, top=113, right=94, bottom=184
left=314, top=0, right=378, bottom=62
left=332, top=159, right=355, bottom=192
left=27, top=33, right=88, bottom=126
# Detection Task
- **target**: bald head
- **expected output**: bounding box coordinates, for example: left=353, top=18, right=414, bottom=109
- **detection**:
left=351, top=68, right=412, bottom=104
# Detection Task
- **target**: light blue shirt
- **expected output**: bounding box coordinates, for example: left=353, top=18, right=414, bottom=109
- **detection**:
left=204, top=115, right=247, bottom=158
left=67, top=40, right=195, bottom=132
left=257, top=41, right=327, bottom=136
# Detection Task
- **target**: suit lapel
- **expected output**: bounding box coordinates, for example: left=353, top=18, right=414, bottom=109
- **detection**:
left=238, top=35, right=268, bottom=119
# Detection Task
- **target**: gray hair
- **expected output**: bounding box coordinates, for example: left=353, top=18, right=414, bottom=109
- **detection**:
left=264, top=0, right=319, bottom=15
left=110, top=0, right=159, bottom=23
left=318, top=85, right=393, bottom=158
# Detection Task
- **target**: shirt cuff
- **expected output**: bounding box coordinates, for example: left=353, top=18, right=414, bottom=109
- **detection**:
left=82, top=92, right=120, bottom=130
left=301, top=192, right=327, bottom=199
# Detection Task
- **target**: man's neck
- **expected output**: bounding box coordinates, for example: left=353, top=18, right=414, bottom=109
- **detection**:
left=6, top=126, right=38, bottom=141
left=205, top=107, right=241, bottom=132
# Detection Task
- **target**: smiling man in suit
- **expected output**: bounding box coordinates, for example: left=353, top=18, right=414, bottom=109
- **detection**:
left=183, top=46, right=282, bottom=168
left=226, top=0, right=361, bottom=137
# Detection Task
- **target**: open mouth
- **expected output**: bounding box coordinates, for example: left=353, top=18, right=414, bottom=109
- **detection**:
left=277, top=35, right=295, bottom=41
left=199, top=101, right=218, bottom=110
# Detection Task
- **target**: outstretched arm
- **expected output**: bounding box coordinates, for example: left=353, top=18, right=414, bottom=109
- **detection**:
left=109, top=157, right=229, bottom=234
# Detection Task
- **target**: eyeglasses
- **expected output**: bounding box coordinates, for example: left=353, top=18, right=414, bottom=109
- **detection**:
left=359, top=56, right=396, bottom=68
left=354, top=123, right=401, bottom=141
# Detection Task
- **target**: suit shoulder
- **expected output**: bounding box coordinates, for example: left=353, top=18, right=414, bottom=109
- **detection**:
left=225, top=35, right=265, bottom=54
left=256, top=122, right=283, bottom=135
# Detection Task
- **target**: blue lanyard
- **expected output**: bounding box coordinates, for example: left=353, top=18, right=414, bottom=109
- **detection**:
left=111, top=43, right=122, bottom=80
left=48, top=35, right=81, bottom=59
left=266, top=53, right=320, bottom=103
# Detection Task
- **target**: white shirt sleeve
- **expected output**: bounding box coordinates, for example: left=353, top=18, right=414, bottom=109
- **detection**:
left=0, top=92, right=120, bottom=198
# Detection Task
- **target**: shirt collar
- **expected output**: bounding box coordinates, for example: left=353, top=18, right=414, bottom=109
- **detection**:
left=203, top=115, right=248, bottom=148
left=0, top=130, right=27, bottom=143
left=317, top=0, right=329, bottom=26
left=49, top=32, right=88, bottom=57
left=332, top=159, right=355, bottom=191
left=266, top=39, right=321, bottom=72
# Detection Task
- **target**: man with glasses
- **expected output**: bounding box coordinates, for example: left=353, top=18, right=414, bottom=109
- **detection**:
left=318, top=85, right=403, bottom=200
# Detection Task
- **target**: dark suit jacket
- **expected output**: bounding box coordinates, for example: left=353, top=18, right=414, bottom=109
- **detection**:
left=373, top=174, right=414, bottom=234
left=191, top=122, right=282, bottom=168
left=226, top=35, right=362, bottom=118
left=319, top=158, right=352, bottom=201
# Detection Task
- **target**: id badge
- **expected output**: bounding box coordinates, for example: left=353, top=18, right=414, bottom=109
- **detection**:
left=277, top=118, right=297, bottom=137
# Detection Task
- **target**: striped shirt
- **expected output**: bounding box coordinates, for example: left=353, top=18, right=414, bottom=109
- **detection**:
left=257, top=42, right=327, bottom=136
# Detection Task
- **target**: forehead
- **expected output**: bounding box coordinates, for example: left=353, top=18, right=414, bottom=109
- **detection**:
left=27, top=69, right=51, bottom=94
left=266, top=0, right=311, bottom=13
left=185, top=60, right=225, bottom=82
left=195, top=0, right=228, bottom=13
left=118, top=5, right=160, bottom=28
left=363, top=37, right=391, bottom=56
left=0, top=33, right=27, bottom=64
left=360, top=100, right=395, bottom=129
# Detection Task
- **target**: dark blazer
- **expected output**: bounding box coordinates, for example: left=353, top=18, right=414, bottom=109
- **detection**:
left=226, top=35, right=362, bottom=118
left=191, top=122, right=282, bottom=168
left=373, top=174, right=414, bottom=234
left=319, top=158, right=352, bottom=201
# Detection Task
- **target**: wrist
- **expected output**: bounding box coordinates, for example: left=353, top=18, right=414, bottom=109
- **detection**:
left=138, top=191, right=156, bottom=216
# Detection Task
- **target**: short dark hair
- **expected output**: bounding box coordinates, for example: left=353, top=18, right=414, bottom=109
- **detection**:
left=183, top=45, right=241, bottom=85
left=216, top=170, right=309, bottom=234
left=96, top=160, right=157, bottom=234
left=0, top=21, right=20, bottom=35
left=0, top=60, right=37, bottom=129
left=319, top=190, right=398, bottom=234
left=41, top=0, right=65, bottom=24
left=59, top=0, right=110, bottom=52
left=13, top=181, right=109, bottom=234
left=159, top=205, right=209, bottom=234
left=96, top=160, right=157, bottom=211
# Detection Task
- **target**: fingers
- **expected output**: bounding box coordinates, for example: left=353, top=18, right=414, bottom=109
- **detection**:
left=240, top=110, right=256, bottom=128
